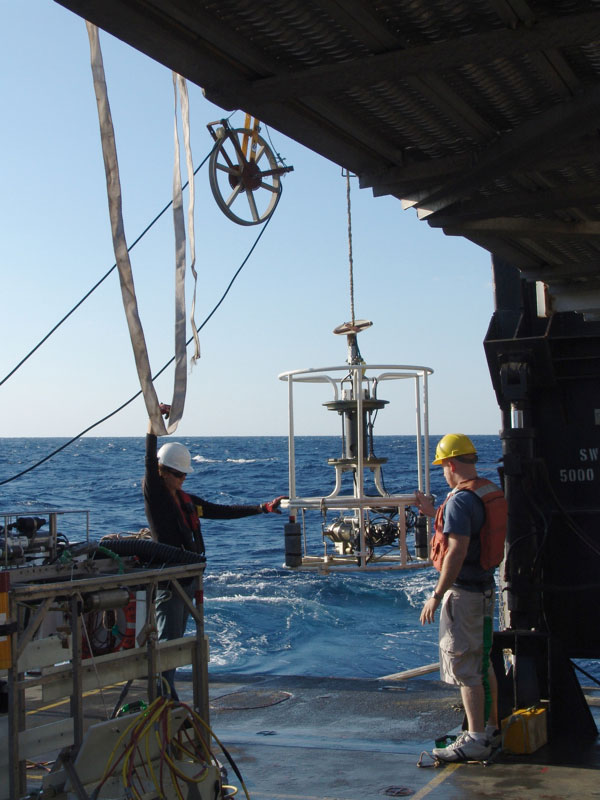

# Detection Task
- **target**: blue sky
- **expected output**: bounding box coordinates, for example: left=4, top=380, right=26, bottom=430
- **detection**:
left=1, top=0, right=502, bottom=438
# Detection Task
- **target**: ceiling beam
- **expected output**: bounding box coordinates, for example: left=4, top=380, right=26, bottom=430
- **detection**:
left=409, top=82, right=600, bottom=212
left=442, top=217, right=600, bottom=237
left=425, top=182, right=600, bottom=224
left=54, top=0, right=257, bottom=85
left=207, top=11, right=600, bottom=103
left=521, top=261, right=600, bottom=282
left=360, top=134, right=600, bottom=195
left=445, top=231, right=543, bottom=268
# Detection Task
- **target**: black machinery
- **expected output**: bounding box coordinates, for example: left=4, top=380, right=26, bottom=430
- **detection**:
left=485, top=256, right=600, bottom=744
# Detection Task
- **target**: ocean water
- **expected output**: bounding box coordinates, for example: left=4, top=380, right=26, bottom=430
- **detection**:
left=3, top=434, right=598, bottom=686
left=0, top=435, right=507, bottom=679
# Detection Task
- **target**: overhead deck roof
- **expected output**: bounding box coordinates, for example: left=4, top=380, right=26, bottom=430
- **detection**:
left=56, top=1, right=600, bottom=318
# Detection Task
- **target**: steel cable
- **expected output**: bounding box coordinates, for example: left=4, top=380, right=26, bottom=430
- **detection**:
left=0, top=151, right=213, bottom=389
left=0, top=212, right=273, bottom=486
left=345, top=169, right=356, bottom=326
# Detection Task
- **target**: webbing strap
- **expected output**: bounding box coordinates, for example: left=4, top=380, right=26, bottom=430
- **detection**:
left=173, top=73, right=200, bottom=365
left=168, top=71, right=190, bottom=428
left=86, top=23, right=187, bottom=435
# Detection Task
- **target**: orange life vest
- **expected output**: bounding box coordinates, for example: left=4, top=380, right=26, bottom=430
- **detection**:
left=177, top=489, right=204, bottom=554
left=430, top=478, right=507, bottom=572
left=113, top=593, right=137, bottom=651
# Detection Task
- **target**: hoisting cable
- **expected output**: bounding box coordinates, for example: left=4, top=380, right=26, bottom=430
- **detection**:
left=0, top=152, right=208, bottom=389
left=0, top=153, right=212, bottom=392
left=0, top=212, right=273, bottom=487
left=345, top=169, right=356, bottom=327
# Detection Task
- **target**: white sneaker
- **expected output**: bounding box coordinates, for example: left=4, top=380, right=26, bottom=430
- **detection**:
left=432, top=731, right=492, bottom=762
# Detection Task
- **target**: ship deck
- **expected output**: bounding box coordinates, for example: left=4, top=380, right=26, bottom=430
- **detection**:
left=21, top=669, right=600, bottom=800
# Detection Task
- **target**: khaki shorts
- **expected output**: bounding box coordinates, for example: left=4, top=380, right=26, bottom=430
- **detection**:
left=439, top=586, right=494, bottom=687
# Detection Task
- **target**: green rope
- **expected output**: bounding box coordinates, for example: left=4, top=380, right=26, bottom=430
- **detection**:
left=481, top=613, right=493, bottom=725
left=97, top=545, right=125, bottom=575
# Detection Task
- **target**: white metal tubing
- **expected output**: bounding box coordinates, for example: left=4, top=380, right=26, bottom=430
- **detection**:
left=279, top=361, right=433, bottom=567
left=423, top=370, right=431, bottom=497
left=414, top=375, right=423, bottom=492
left=373, top=465, right=387, bottom=496
left=294, top=560, right=431, bottom=573
left=279, top=364, right=433, bottom=380
left=278, top=373, right=340, bottom=402
left=287, top=494, right=415, bottom=510
left=354, top=365, right=367, bottom=566
left=1, top=509, right=92, bottom=565
left=287, top=375, right=296, bottom=505
left=324, top=465, right=344, bottom=499
left=375, top=371, right=420, bottom=381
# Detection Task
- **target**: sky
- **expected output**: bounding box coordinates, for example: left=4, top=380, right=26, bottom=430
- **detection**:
left=0, top=0, right=502, bottom=439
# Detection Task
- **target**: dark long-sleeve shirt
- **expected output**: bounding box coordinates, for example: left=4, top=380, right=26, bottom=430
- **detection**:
left=143, top=433, right=263, bottom=556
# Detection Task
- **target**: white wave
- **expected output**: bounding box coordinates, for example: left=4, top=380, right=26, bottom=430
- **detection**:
left=207, top=593, right=291, bottom=605
left=191, top=454, right=277, bottom=465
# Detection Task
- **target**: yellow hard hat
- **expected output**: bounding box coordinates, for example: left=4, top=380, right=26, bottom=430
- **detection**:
left=432, top=433, right=477, bottom=465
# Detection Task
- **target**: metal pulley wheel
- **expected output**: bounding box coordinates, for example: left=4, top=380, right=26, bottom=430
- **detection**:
left=208, top=126, right=291, bottom=225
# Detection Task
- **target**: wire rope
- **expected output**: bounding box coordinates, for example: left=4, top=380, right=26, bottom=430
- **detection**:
left=344, top=169, right=356, bottom=326
left=0, top=212, right=274, bottom=487
left=0, top=151, right=212, bottom=389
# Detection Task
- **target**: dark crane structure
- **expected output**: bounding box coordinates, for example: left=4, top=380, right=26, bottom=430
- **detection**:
left=55, top=0, right=600, bottom=743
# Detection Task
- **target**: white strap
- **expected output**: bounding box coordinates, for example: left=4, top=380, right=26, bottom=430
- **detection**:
left=86, top=23, right=186, bottom=435
left=169, top=72, right=189, bottom=428
left=174, top=74, right=201, bottom=364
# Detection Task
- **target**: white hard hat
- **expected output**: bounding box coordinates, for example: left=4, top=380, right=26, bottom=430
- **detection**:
left=157, top=442, right=194, bottom=474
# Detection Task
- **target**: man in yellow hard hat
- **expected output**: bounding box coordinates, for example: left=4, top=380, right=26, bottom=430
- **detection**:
left=415, top=433, right=505, bottom=762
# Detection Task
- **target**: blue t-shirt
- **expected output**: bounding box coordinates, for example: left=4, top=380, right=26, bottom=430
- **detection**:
left=443, top=489, right=495, bottom=589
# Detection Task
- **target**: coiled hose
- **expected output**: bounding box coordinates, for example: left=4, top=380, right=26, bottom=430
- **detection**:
left=99, top=538, right=206, bottom=566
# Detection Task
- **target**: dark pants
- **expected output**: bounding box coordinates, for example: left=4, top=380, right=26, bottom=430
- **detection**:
left=155, top=579, right=197, bottom=699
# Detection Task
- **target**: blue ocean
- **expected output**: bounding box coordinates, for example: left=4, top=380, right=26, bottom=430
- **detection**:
left=1, top=435, right=597, bottom=684
left=0, top=435, right=495, bottom=677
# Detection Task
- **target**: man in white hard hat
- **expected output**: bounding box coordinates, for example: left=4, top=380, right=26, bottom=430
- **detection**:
left=144, top=404, right=284, bottom=699
left=415, top=433, right=506, bottom=763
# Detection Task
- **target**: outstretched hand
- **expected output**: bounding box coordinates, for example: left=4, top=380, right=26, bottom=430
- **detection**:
left=262, top=495, right=287, bottom=514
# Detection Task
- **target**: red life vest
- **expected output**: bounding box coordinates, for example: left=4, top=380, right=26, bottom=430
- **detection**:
left=113, top=593, right=137, bottom=651
left=430, top=478, right=507, bottom=572
left=176, top=489, right=204, bottom=553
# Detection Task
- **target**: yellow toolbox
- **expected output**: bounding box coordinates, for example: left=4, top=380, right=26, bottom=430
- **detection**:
left=501, top=706, right=548, bottom=754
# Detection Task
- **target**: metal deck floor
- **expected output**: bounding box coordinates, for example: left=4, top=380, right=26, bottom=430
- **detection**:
left=22, top=672, right=600, bottom=800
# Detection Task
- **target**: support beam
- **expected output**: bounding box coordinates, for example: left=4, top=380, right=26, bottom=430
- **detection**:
left=410, top=83, right=600, bottom=212
left=425, top=182, right=600, bottom=224
left=207, top=11, right=600, bottom=103
left=443, top=217, right=600, bottom=237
